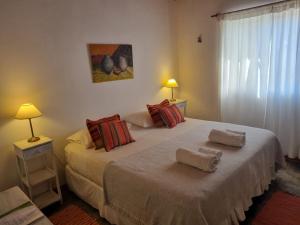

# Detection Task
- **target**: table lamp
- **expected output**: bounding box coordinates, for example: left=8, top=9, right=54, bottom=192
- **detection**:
left=165, top=78, right=179, bottom=102
left=15, top=103, right=42, bottom=142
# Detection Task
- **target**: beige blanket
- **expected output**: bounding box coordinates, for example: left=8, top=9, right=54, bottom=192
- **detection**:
left=102, top=120, right=284, bottom=225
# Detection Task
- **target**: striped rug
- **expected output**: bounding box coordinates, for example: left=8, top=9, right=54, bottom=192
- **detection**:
left=49, top=204, right=100, bottom=225
left=253, top=191, right=300, bottom=225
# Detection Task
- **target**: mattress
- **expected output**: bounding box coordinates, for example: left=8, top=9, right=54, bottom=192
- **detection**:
left=65, top=118, right=201, bottom=187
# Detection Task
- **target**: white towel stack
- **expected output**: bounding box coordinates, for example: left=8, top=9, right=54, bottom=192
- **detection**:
left=176, top=148, right=220, bottom=172
left=208, top=129, right=246, bottom=147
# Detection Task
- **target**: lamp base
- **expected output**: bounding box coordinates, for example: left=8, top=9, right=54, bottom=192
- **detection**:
left=170, top=98, right=176, bottom=102
left=28, top=136, right=40, bottom=143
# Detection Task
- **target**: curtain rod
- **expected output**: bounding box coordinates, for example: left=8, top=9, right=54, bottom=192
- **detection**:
left=211, top=0, right=291, bottom=18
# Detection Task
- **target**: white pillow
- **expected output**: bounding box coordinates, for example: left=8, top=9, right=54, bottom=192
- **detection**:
left=124, top=111, right=154, bottom=128
left=66, top=128, right=95, bottom=149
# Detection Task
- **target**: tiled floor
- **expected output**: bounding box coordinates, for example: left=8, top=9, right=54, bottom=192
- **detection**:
left=43, top=159, right=300, bottom=225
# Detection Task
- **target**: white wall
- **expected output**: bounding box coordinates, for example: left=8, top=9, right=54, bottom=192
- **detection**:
left=174, top=0, right=278, bottom=120
left=0, top=0, right=176, bottom=191
left=173, top=0, right=222, bottom=120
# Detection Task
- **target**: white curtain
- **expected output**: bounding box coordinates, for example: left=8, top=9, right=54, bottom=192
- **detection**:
left=220, top=0, right=300, bottom=158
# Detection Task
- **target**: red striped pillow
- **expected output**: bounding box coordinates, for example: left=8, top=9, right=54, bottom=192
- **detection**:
left=86, top=114, right=120, bottom=149
left=147, top=99, right=170, bottom=127
left=100, top=120, right=135, bottom=151
left=159, top=104, right=185, bottom=128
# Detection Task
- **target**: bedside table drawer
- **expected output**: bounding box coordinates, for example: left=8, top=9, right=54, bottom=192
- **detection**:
left=22, top=143, right=52, bottom=160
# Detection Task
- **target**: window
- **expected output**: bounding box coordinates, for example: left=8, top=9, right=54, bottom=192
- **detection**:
left=219, top=1, right=300, bottom=158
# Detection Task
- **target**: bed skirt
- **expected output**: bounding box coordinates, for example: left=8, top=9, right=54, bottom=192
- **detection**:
left=66, top=163, right=276, bottom=225
left=65, top=165, right=104, bottom=211
left=102, top=173, right=275, bottom=225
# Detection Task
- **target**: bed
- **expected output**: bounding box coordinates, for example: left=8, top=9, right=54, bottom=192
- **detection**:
left=65, top=118, right=284, bottom=225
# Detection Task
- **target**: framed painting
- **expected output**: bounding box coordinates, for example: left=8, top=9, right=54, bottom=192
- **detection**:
left=88, top=44, right=134, bottom=83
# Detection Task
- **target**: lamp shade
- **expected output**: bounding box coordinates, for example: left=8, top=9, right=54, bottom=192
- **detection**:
left=165, top=79, right=178, bottom=88
left=15, top=103, right=42, bottom=120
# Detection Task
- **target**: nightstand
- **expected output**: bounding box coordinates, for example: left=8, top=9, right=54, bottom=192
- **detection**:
left=14, top=136, right=62, bottom=209
left=170, top=99, right=187, bottom=116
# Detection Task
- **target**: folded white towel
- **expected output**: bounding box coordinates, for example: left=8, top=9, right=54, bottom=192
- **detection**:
left=199, top=147, right=222, bottom=161
left=208, top=129, right=246, bottom=147
left=176, top=148, right=219, bottom=172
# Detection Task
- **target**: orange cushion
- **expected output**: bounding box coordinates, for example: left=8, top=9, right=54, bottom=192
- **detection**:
left=86, top=114, right=120, bottom=149
left=159, top=104, right=185, bottom=128
left=147, top=99, right=170, bottom=127
left=100, top=120, right=135, bottom=151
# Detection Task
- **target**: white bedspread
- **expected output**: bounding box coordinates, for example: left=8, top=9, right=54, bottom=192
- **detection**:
left=102, top=119, right=284, bottom=225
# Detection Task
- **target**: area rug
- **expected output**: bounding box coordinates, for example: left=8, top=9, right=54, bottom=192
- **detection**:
left=49, top=204, right=100, bottom=225
left=276, top=168, right=300, bottom=196
left=252, top=191, right=300, bottom=225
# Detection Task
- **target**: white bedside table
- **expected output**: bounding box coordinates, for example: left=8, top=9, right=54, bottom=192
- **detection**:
left=170, top=99, right=187, bottom=116
left=14, top=136, right=62, bottom=209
